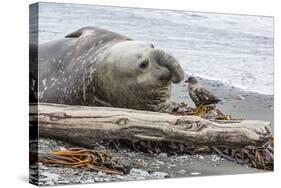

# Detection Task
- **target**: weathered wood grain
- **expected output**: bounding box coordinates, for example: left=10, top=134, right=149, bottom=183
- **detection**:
left=30, top=103, right=272, bottom=148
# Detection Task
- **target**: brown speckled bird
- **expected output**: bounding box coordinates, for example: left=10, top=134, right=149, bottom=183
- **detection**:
left=185, top=76, right=221, bottom=107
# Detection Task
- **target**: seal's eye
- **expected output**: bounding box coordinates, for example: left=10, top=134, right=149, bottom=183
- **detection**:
left=139, top=59, right=149, bottom=69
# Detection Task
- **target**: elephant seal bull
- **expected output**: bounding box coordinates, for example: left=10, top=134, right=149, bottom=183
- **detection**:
left=30, top=26, right=184, bottom=111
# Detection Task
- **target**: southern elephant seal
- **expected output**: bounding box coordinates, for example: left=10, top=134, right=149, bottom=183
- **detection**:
left=30, top=26, right=184, bottom=111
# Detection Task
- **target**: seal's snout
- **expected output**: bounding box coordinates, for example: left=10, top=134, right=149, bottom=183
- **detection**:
left=158, top=68, right=172, bottom=82
left=150, top=49, right=184, bottom=84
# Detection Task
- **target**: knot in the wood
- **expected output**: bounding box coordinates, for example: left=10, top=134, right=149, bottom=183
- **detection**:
left=116, top=118, right=129, bottom=125
left=49, top=112, right=68, bottom=121
left=175, top=119, right=205, bottom=131
left=175, top=119, right=193, bottom=126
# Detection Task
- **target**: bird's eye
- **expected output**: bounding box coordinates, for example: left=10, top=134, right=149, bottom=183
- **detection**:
left=139, top=59, right=149, bottom=69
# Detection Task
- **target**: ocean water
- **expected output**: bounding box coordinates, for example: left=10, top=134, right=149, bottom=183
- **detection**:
left=32, top=2, right=274, bottom=95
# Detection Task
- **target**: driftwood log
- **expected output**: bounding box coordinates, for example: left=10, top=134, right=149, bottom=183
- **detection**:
left=30, top=103, right=272, bottom=148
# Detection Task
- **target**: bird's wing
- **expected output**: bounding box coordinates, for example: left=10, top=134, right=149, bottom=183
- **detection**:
left=189, top=86, right=201, bottom=106
left=196, top=87, right=221, bottom=103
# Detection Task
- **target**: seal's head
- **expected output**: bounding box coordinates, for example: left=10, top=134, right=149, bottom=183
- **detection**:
left=95, top=41, right=184, bottom=111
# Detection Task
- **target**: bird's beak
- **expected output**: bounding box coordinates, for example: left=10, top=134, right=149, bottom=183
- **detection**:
left=185, top=80, right=189, bottom=83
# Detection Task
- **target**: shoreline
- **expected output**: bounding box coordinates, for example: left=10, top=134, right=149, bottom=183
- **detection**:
left=171, top=76, right=274, bottom=126
left=186, top=74, right=273, bottom=96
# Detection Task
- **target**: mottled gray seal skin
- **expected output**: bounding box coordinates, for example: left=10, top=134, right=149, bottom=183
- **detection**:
left=30, top=26, right=184, bottom=111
